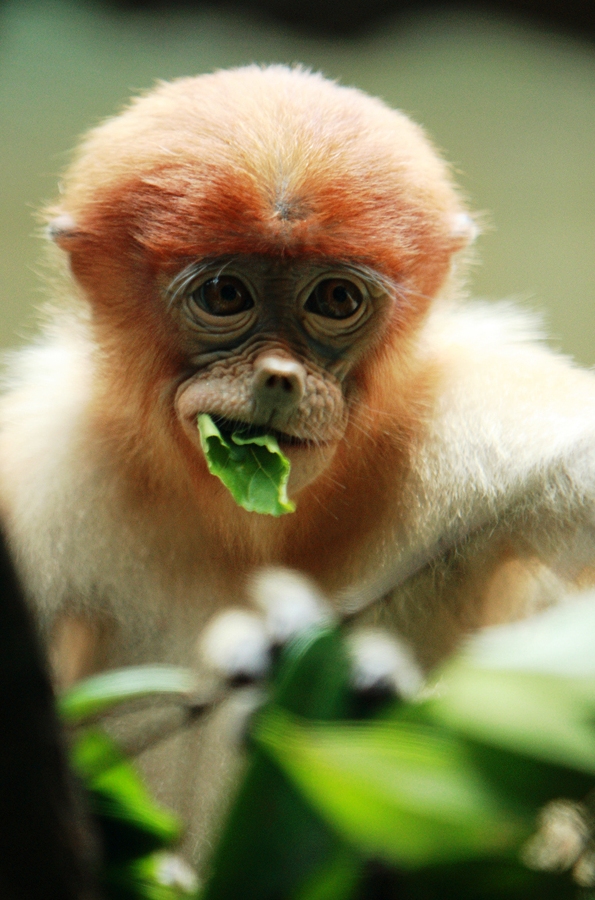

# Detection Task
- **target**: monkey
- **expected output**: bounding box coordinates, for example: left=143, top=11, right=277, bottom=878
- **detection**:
left=1, top=64, right=595, bottom=862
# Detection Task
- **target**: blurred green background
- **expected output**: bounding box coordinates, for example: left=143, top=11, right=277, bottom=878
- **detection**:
left=1, top=0, right=594, bottom=362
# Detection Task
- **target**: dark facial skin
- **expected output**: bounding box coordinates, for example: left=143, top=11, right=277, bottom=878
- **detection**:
left=172, top=255, right=394, bottom=492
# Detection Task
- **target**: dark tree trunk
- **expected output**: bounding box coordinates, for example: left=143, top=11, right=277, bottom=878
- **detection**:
left=0, top=529, right=100, bottom=899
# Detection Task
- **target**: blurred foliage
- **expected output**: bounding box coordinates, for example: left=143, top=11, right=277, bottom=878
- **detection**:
left=204, top=597, right=595, bottom=898
left=63, top=668, right=201, bottom=899
left=62, top=596, right=595, bottom=899
left=60, top=665, right=199, bottom=725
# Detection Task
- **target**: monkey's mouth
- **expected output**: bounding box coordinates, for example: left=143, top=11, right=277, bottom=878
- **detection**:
left=211, top=415, right=314, bottom=449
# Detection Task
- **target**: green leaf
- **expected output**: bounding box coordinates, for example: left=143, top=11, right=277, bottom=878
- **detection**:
left=255, top=709, right=530, bottom=868
left=201, top=627, right=352, bottom=900
left=59, top=665, right=198, bottom=724
left=72, top=729, right=180, bottom=863
left=426, top=595, right=595, bottom=772
left=197, top=413, right=295, bottom=516
left=202, top=751, right=342, bottom=900
left=401, top=857, right=578, bottom=900
left=294, top=850, right=361, bottom=900
left=71, top=725, right=124, bottom=779
left=426, top=661, right=595, bottom=775
left=464, top=592, right=595, bottom=678
left=272, top=626, right=352, bottom=720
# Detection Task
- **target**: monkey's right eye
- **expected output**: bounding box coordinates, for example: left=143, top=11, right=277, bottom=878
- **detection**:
left=190, top=277, right=254, bottom=316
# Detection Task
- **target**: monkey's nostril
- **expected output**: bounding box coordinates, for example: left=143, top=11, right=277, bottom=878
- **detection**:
left=253, top=355, right=306, bottom=409
left=264, top=374, right=296, bottom=393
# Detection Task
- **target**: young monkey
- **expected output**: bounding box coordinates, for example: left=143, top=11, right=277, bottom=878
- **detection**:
left=1, top=65, right=595, bottom=856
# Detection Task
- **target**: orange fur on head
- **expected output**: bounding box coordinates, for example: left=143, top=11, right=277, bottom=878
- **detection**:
left=52, top=66, right=469, bottom=306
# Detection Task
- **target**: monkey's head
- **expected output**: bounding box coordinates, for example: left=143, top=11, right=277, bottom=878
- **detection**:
left=47, top=66, right=473, bottom=499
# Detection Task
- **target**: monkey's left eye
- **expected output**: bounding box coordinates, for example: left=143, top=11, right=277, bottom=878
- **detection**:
left=191, top=277, right=254, bottom=316
left=305, top=279, right=363, bottom=320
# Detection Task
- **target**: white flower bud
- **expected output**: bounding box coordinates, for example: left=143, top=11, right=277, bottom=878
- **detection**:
left=347, top=629, right=423, bottom=699
left=249, top=567, right=333, bottom=644
left=198, top=609, right=270, bottom=681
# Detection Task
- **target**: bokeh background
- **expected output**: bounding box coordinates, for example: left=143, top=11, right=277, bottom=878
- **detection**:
left=1, top=0, right=594, bottom=362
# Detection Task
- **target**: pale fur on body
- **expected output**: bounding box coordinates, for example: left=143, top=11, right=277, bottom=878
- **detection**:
left=1, top=300, right=593, bottom=670
left=1, top=65, right=595, bottom=861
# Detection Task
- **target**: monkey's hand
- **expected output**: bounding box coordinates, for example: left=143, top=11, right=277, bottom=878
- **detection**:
left=197, top=414, right=295, bottom=516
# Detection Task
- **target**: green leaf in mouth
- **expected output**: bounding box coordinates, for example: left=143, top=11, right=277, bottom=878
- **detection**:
left=197, top=413, right=296, bottom=516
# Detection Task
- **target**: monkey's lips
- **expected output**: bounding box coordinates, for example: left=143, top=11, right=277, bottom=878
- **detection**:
left=175, top=380, right=341, bottom=492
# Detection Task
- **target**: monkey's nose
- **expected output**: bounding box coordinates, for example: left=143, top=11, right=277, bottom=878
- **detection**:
left=252, top=355, right=306, bottom=413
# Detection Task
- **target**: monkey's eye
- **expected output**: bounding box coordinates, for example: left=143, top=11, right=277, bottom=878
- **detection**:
left=191, top=277, right=254, bottom=316
left=305, top=279, right=363, bottom=320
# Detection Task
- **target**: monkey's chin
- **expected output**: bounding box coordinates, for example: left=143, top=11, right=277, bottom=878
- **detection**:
left=283, top=440, right=339, bottom=495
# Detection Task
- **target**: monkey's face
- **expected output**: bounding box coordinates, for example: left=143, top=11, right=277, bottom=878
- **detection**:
left=171, top=255, right=393, bottom=492
left=48, top=66, right=473, bottom=504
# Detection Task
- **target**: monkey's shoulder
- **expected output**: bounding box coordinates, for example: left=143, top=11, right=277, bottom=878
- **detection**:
left=417, top=302, right=595, bottom=480
left=331, top=303, right=595, bottom=612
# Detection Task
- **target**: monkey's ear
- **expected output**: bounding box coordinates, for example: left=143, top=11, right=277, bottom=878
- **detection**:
left=449, top=212, right=479, bottom=250
left=46, top=213, right=83, bottom=250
